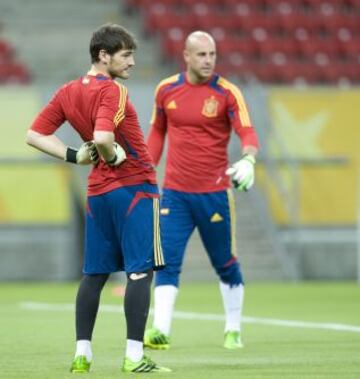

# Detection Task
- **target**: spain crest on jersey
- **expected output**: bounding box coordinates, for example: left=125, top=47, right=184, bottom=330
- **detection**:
left=202, top=96, right=219, bottom=118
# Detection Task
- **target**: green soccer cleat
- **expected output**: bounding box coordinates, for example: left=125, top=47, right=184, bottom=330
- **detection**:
left=144, top=328, right=170, bottom=350
left=70, top=355, right=91, bottom=373
left=224, top=330, right=244, bottom=349
left=122, top=355, right=172, bottom=373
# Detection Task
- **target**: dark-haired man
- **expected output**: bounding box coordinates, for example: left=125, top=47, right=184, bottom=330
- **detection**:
left=26, top=23, right=170, bottom=374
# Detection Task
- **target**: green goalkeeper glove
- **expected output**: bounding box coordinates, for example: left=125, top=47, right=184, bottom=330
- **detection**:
left=226, top=154, right=256, bottom=192
left=105, top=142, right=126, bottom=166
left=65, top=141, right=99, bottom=165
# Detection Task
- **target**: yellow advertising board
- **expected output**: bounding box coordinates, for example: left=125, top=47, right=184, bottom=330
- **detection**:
left=262, top=88, right=360, bottom=225
left=0, top=88, right=70, bottom=223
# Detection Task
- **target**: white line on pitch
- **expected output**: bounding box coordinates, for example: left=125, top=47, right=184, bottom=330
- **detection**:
left=20, top=302, right=360, bottom=333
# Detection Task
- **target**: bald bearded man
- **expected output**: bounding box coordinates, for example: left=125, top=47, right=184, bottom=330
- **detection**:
left=145, top=31, right=259, bottom=350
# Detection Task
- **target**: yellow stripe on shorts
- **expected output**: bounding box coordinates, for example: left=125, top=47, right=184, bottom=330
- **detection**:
left=227, top=189, right=237, bottom=258
left=153, top=198, right=165, bottom=267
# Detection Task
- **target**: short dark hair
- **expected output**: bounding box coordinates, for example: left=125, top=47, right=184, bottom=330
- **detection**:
left=90, top=23, right=137, bottom=63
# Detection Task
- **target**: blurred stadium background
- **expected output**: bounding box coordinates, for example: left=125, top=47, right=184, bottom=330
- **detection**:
left=1, top=1, right=360, bottom=378
left=0, top=0, right=359, bottom=282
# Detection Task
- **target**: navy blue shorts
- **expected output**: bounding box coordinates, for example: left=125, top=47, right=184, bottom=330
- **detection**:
left=84, top=183, right=164, bottom=274
left=155, top=188, right=242, bottom=287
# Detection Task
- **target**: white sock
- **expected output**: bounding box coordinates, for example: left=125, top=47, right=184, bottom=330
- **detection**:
left=75, top=340, right=92, bottom=362
left=125, top=339, right=143, bottom=362
left=153, top=285, right=178, bottom=336
left=219, top=282, right=244, bottom=333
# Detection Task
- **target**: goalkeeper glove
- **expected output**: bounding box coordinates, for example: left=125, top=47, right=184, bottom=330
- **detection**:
left=226, top=154, right=256, bottom=192
left=105, top=142, right=126, bottom=166
left=65, top=141, right=99, bottom=165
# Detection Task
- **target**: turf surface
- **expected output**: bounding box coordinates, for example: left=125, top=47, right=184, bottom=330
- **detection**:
left=1, top=282, right=359, bottom=378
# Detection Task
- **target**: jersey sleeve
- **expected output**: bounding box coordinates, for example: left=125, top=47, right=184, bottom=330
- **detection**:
left=147, top=84, right=167, bottom=165
left=95, top=83, right=127, bottom=132
left=30, top=88, right=66, bottom=135
left=226, top=85, right=259, bottom=149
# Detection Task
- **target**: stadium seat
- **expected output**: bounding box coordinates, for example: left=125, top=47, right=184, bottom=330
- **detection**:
left=236, top=13, right=281, bottom=34
left=192, top=6, right=238, bottom=31
left=132, top=0, right=360, bottom=84
left=218, top=38, right=257, bottom=58
left=161, top=27, right=186, bottom=60
left=339, top=37, right=360, bottom=61
left=0, top=39, right=14, bottom=63
left=144, top=5, right=194, bottom=34
left=256, top=37, right=300, bottom=59
left=278, top=13, right=321, bottom=34
left=279, top=62, right=319, bottom=84
left=183, top=0, right=220, bottom=8
left=0, top=62, right=31, bottom=84
left=251, top=62, right=281, bottom=83
left=298, top=38, right=341, bottom=59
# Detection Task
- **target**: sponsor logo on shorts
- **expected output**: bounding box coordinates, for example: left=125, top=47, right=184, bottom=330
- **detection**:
left=130, top=273, right=148, bottom=280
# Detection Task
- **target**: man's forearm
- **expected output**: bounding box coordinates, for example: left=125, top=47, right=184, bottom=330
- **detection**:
left=93, top=131, right=116, bottom=162
left=147, top=126, right=166, bottom=166
left=242, top=145, right=258, bottom=158
left=26, top=130, right=67, bottom=159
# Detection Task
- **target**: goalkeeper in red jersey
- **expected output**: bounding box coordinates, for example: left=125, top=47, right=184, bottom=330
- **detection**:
left=26, top=24, right=170, bottom=374
left=145, top=31, right=259, bottom=350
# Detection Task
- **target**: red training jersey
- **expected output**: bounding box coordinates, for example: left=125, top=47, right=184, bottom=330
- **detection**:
left=31, top=73, right=156, bottom=196
left=147, top=72, right=259, bottom=193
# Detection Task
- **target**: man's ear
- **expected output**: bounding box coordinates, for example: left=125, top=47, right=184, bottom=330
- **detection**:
left=98, top=49, right=109, bottom=64
left=183, top=49, right=189, bottom=64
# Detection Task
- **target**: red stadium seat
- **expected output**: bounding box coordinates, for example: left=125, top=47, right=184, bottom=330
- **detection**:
left=251, top=62, right=281, bottom=83
left=133, top=0, right=360, bottom=84
left=298, top=38, right=341, bottom=59
left=144, top=5, right=195, bottom=34
left=256, top=37, right=300, bottom=59
left=192, top=5, right=238, bottom=31
left=278, top=13, right=322, bottom=34
left=182, top=0, right=219, bottom=8
left=224, top=0, right=262, bottom=10
left=338, top=37, right=360, bottom=61
left=279, top=62, right=320, bottom=84
left=0, top=39, right=14, bottom=63
left=0, top=62, right=31, bottom=84
left=320, top=62, right=360, bottom=84
left=236, top=13, right=281, bottom=34
left=161, top=28, right=186, bottom=60
left=217, top=38, right=257, bottom=58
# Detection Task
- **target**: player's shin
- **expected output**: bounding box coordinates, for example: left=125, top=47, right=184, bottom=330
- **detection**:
left=219, top=281, right=245, bottom=349
left=75, top=274, right=109, bottom=343
left=143, top=285, right=176, bottom=349
left=124, top=269, right=153, bottom=361
left=219, top=281, right=244, bottom=332
left=153, top=285, right=178, bottom=336
left=71, top=274, right=109, bottom=372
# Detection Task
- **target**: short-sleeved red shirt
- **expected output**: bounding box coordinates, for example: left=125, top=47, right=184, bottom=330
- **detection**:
left=31, top=74, right=156, bottom=196
left=147, top=73, right=259, bottom=193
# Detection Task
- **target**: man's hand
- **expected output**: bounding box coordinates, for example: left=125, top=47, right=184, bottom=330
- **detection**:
left=65, top=141, right=99, bottom=165
left=105, top=142, right=126, bottom=167
left=226, top=154, right=256, bottom=192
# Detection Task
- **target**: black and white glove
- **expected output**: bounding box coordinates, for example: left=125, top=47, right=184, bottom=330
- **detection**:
left=226, top=154, right=256, bottom=192
left=105, top=142, right=126, bottom=166
left=65, top=141, right=99, bottom=165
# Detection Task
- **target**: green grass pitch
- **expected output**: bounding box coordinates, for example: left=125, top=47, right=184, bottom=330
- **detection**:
left=1, top=282, right=360, bottom=378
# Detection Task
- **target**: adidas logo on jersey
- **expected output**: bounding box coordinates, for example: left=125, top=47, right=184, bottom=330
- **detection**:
left=211, top=213, right=223, bottom=222
left=166, top=100, right=177, bottom=109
